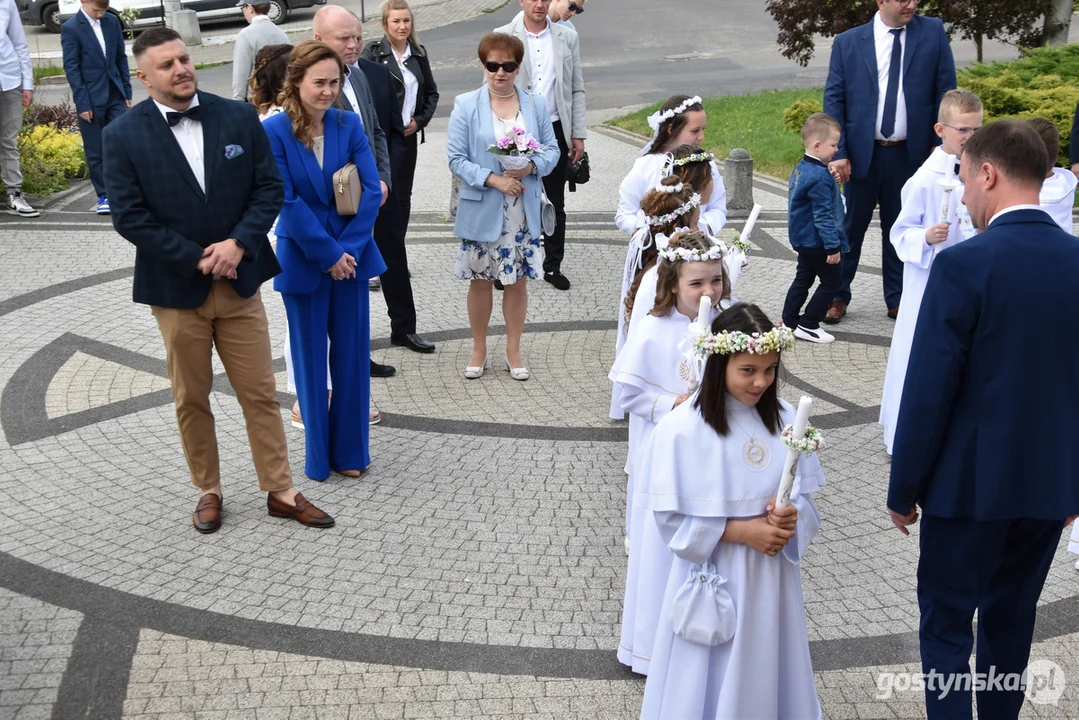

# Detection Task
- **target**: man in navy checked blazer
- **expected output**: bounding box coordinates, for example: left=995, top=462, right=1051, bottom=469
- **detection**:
left=103, top=28, right=335, bottom=534
left=61, top=0, right=131, bottom=215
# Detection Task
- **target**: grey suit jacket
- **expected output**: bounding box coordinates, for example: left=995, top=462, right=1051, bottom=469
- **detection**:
left=494, top=12, right=586, bottom=142
left=340, top=64, right=392, bottom=190
left=230, top=17, right=289, bottom=101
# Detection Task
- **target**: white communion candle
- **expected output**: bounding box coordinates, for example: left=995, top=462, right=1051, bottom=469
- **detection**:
left=937, top=154, right=959, bottom=224
left=696, top=296, right=712, bottom=327
left=775, top=396, right=813, bottom=508
left=739, top=204, right=763, bottom=244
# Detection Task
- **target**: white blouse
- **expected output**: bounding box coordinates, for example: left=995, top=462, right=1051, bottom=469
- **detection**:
left=394, top=42, right=420, bottom=129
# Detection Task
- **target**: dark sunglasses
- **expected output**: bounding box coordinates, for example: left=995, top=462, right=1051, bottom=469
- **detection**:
left=568, top=2, right=584, bottom=12
left=484, top=60, right=519, bottom=73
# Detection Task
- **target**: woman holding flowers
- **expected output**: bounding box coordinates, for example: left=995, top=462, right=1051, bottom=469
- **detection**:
left=447, top=32, right=559, bottom=381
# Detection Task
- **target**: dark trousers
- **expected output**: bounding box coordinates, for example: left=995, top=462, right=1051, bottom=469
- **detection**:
left=282, top=275, right=371, bottom=481
left=917, top=514, right=1064, bottom=720
left=541, top=120, right=570, bottom=275
left=78, top=93, right=127, bottom=198
left=397, top=133, right=418, bottom=238
left=782, top=249, right=843, bottom=330
left=838, top=143, right=917, bottom=309
left=373, top=186, right=417, bottom=338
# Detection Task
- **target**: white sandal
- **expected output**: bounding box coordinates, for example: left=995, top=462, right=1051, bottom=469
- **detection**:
left=505, top=356, right=529, bottom=381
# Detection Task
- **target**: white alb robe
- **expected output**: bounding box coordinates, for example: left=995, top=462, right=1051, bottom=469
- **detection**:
left=1038, top=167, right=1077, bottom=234
left=615, top=154, right=729, bottom=237
left=612, top=303, right=720, bottom=674
left=880, top=147, right=977, bottom=454
left=638, top=397, right=824, bottom=719
left=1070, top=522, right=1079, bottom=556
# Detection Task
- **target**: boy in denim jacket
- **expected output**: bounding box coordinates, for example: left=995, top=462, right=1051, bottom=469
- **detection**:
left=782, top=112, right=849, bottom=344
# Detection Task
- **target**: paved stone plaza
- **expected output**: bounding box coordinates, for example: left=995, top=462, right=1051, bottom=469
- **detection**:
left=1, top=115, right=1077, bottom=719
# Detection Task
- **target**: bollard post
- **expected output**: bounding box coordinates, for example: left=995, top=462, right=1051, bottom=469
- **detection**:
left=163, top=0, right=202, bottom=45
left=723, top=148, right=754, bottom=220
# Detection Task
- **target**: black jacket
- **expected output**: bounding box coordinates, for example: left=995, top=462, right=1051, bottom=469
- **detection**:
left=362, top=36, right=439, bottom=143
left=103, top=92, right=283, bottom=308
left=356, top=58, right=407, bottom=176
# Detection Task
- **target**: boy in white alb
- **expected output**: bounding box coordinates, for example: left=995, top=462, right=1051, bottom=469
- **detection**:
left=880, top=89, right=983, bottom=454
left=1028, top=118, right=1077, bottom=234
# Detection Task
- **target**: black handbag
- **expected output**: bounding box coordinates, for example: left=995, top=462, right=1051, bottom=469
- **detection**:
left=568, top=151, right=590, bottom=192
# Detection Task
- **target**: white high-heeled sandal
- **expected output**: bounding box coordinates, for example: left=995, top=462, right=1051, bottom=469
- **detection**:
left=464, top=360, right=488, bottom=379
left=505, top=356, right=529, bottom=381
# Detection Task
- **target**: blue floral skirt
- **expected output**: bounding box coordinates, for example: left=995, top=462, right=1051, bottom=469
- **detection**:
left=455, top=193, right=543, bottom=284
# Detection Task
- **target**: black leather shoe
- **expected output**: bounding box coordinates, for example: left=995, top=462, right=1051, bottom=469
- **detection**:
left=370, top=359, right=396, bottom=378
left=391, top=333, right=436, bottom=354
left=544, top=272, right=570, bottom=290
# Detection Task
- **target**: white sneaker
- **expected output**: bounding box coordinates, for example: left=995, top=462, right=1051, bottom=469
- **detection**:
left=794, top=325, right=835, bottom=344
left=7, top=193, right=40, bottom=218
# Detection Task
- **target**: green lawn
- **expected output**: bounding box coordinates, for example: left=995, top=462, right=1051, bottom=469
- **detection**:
left=33, top=64, right=66, bottom=81
left=608, top=88, right=825, bottom=180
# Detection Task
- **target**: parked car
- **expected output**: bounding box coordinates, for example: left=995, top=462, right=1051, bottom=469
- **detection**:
left=18, top=0, right=64, bottom=33
left=50, top=0, right=322, bottom=34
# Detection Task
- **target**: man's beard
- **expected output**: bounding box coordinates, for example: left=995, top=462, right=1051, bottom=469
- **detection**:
left=162, top=78, right=198, bottom=104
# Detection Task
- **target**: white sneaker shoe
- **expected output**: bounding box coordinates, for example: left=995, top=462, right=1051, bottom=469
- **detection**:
left=794, top=325, right=835, bottom=344
left=7, top=192, right=39, bottom=218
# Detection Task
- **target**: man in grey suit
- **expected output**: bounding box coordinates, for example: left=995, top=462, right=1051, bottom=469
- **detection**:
left=313, top=4, right=398, bottom=378
left=496, top=0, right=586, bottom=291
left=230, top=0, right=289, bottom=101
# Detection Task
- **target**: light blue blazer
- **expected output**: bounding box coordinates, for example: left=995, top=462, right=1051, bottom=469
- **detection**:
left=264, top=108, right=386, bottom=294
left=447, top=86, right=560, bottom=243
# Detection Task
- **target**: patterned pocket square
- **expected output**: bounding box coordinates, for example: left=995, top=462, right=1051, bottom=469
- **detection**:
left=224, top=144, right=244, bottom=160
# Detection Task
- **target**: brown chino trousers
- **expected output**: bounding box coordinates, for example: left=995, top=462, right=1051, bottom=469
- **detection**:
left=151, top=280, right=292, bottom=492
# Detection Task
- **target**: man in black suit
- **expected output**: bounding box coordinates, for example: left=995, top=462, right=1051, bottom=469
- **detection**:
left=102, top=28, right=334, bottom=534
left=314, top=5, right=435, bottom=361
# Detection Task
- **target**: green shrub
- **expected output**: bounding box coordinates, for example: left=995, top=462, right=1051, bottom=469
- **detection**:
left=959, top=43, right=1079, bottom=84
left=15, top=102, right=87, bottom=195
left=782, top=98, right=823, bottom=134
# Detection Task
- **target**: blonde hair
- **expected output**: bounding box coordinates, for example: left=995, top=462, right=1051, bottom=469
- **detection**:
left=381, top=0, right=423, bottom=55
left=938, top=88, right=983, bottom=123
left=280, top=40, right=344, bottom=151
left=650, top=230, right=730, bottom=318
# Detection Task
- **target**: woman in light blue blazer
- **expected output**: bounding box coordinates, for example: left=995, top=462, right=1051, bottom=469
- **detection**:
left=264, top=40, right=385, bottom=481
left=447, top=33, right=560, bottom=381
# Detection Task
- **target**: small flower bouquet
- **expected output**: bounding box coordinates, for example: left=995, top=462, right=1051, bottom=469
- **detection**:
left=489, top=127, right=543, bottom=172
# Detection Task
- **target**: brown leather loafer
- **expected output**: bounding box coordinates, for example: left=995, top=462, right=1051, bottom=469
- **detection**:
left=267, top=492, right=335, bottom=529
left=887, top=306, right=899, bottom=320
left=823, top=300, right=847, bottom=325
left=193, top=493, right=222, bottom=534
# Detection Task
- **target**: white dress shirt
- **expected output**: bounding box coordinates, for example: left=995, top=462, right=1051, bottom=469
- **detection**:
left=393, top=42, right=419, bottom=129
left=524, top=20, right=559, bottom=123
left=81, top=8, right=106, bottom=56
left=987, top=204, right=1045, bottom=228
left=154, top=95, right=205, bottom=193
left=873, top=11, right=907, bottom=142
left=341, top=65, right=361, bottom=122
left=0, top=0, right=33, bottom=92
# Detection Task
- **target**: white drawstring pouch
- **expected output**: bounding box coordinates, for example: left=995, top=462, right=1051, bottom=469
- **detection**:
left=669, top=562, right=736, bottom=646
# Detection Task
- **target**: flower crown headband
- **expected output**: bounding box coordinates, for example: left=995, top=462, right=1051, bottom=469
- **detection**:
left=692, top=324, right=796, bottom=358
left=655, top=231, right=726, bottom=263
left=640, top=96, right=703, bottom=155
left=654, top=181, right=683, bottom=194
left=645, top=193, right=702, bottom=226
left=662, top=151, right=715, bottom=176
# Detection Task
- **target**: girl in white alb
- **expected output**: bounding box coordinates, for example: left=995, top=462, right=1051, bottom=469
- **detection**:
left=611, top=230, right=731, bottom=674
left=637, top=303, right=824, bottom=719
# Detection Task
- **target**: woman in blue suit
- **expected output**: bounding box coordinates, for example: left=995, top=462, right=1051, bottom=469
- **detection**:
left=264, top=40, right=385, bottom=481
left=447, top=33, right=560, bottom=381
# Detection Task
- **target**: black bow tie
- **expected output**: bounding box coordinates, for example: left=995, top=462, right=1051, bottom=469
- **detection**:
left=167, top=106, right=202, bottom=127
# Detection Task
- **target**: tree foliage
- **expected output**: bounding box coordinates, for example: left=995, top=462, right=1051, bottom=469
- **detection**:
left=765, top=0, right=1052, bottom=66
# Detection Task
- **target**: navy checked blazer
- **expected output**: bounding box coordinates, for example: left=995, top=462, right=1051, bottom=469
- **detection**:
left=103, top=91, right=284, bottom=309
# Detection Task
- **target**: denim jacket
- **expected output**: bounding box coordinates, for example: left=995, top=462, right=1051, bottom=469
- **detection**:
left=788, top=155, right=849, bottom=253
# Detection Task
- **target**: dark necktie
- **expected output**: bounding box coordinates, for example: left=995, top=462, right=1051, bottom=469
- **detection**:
left=880, top=28, right=903, bottom=139
left=167, top=106, right=202, bottom=127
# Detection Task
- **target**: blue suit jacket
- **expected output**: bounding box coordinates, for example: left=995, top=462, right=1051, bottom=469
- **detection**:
left=103, top=92, right=283, bottom=308
left=60, top=11, right=131, bottom=113
left=888, top=209, right=1079, bottom=521
left=824, top=14, right=955, bottom=180
left=264, top=108, right=386, bottom=295
left=447, top=86, right=560, bottom=243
